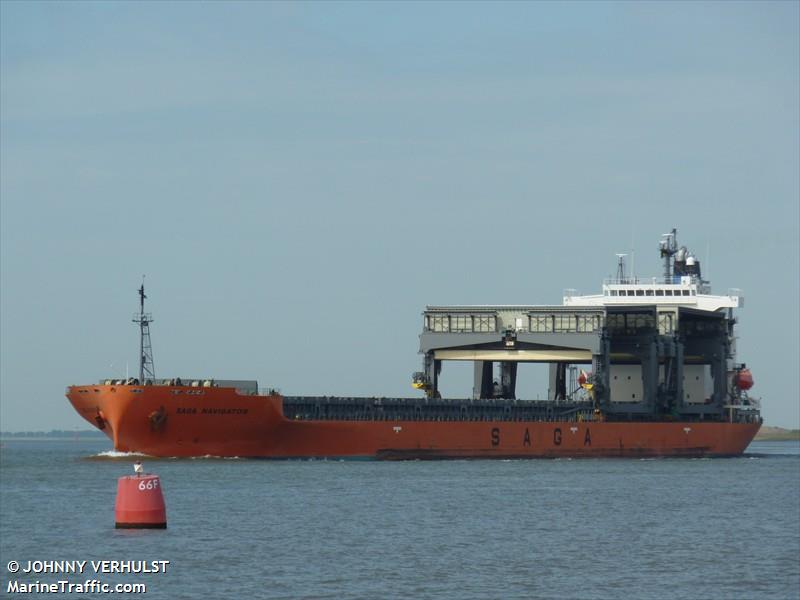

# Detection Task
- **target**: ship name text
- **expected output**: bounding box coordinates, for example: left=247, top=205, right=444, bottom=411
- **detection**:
left=176, top=407, right=248, bottom=415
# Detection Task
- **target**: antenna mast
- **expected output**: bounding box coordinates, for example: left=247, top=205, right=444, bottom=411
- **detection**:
left=659, top=228, right=678, bottom=283
left=615, top=254, right=627, bottom=282
left=132, top=279, right=155, bottom=383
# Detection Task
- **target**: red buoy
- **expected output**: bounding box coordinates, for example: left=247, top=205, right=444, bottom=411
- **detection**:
left=115, top=472, right=167, bottom=529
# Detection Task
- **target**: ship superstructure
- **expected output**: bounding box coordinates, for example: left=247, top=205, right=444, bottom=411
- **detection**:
left=414, top=229, right=758, bottom=425
left=66, top=229, right=760, bottom=458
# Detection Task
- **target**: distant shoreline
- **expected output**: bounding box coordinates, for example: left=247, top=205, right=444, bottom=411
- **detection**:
left=0, top=430, right=107, bottom=442
left=754, top=427, right=800, bottom=441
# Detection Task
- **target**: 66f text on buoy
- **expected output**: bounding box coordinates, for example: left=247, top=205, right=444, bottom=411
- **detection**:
left=115, top=474, right=167, bottom=529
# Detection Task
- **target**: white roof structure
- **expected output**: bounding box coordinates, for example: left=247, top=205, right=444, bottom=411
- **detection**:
left=563, top=275, right=743, bottom=312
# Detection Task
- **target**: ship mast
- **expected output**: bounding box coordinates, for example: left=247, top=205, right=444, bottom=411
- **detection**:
left=615, top=253, right=627, bottom=283
left=132, top=281, right=155, bottom=383
left=659, top=228, right=678, bottom=283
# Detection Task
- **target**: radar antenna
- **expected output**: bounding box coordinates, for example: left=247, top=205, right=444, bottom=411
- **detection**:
left=615, top=254, right=627, bottom=283
left=132, top=278, right=155, bottom=383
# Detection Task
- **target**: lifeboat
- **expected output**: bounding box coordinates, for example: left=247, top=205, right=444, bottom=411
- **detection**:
left=734, top=368, right=754, bottom=391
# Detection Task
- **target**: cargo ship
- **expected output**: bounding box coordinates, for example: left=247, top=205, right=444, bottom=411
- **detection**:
left=66, top=229, right=761, bottom=458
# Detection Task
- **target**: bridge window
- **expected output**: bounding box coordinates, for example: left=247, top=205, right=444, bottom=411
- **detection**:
left=474, top=315, right=496, bottom=332
left=655, top=289, right=664, bottom=296
left=607, top=312, right=656, bottom=333
left=576, top=316, right=591, bottom=332
left=430, top=316, right=449, bottom=332
left=658, top=313, right=674, bottom=334
left=576, top=315, right=602, bottom=332
left=554, top=315, right=577, bottom=332
left=530, top=315, right=553, bottom=332
left=451, top=315, right=472, bottom=332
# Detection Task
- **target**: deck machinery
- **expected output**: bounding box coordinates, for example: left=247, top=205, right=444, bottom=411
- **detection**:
left=413, top=229, right=758, bottom=424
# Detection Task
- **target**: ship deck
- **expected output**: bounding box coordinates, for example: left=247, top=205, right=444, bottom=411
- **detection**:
left=282, top=397, right=593, bottom=422
left=280, top=396, right=760, bottom=424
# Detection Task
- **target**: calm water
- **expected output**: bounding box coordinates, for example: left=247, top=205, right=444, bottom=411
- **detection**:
left=1, top=439, right=798, bottom=600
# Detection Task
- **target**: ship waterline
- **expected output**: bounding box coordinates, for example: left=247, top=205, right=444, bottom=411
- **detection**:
left=66, top=384, right=759, bottom=458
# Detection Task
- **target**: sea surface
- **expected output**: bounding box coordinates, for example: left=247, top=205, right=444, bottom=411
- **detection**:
left=1, top=439, right=798, bottom=600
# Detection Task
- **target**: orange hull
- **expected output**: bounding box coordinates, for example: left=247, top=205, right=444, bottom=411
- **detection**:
left=67, top=385, right=760, bottom=458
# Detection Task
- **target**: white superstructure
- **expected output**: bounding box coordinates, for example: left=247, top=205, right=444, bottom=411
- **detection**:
left=563, top=277, right=743, bottom=312
left=563, top=230, right=743, bottom=312
left=561, top=230, right=744, bottom=407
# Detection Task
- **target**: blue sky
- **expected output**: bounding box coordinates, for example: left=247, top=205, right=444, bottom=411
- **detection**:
left=1, top=1, right=798, bottom=430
